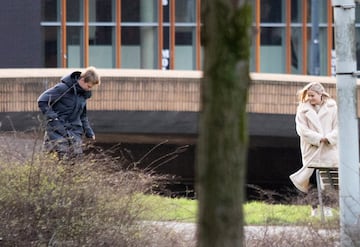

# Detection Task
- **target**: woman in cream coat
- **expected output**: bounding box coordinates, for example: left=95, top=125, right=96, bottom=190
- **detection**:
left=289, top=82, right=338, bottom=193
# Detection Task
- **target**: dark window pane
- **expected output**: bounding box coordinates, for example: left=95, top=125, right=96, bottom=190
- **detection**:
left=91, top=26, right=112, bottom=45
left=122, top=0, right=140, bottom=22
left=67, top=0, right=81, bottom=22
left=175, top=28, right=192, bottom=45
left=291, top=0, right=301, bottom=23
left=67, top=26, right=82, bottom=67
left=261, top=0, right=283, bottom=23
left=122, top=0, right=157, bottom=22
left=122, top=27, right=140, bottom=45
left=43, top=26, right=58, bottom=67
left=90, top=0, right=113, bottom=22
left=261, top=28, right=283, bottom=45
left=175, top=0, right=195, bottom=22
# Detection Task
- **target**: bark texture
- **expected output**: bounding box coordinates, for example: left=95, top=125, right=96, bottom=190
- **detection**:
left=196, top=0, right=252, bottom=246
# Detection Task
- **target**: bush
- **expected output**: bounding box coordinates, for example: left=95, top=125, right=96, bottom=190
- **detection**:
left=0, top=133, right=191, bottom=247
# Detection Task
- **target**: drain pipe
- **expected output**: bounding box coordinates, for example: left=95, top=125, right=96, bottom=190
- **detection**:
left=332, top=1, right=360, bottom=246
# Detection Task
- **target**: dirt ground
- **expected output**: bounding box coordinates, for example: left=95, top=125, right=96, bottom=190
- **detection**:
left=0, top=132, right=43, bottom=161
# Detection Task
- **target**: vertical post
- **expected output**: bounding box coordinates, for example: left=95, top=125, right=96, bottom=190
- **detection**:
left=61, top=0, right=67, bottom=68
left=302, top=0, right=308, bottom=75
left=327, top=0, right=334, bottom=76
left=83, top=0, right=89, bottom=68
left=157, top=0, right=163, bottom=69
left=310, top=0, right=320, bottom=75
left=140, top=0, right=155, bottom=69
left=115, top=0, right=121, bottom=68
left=332, top=0, right=360, bottom=246
left=169, top=0, right=175, bottom=69
left=285, top=1, right=291, bottom=74
left=196, top=0, right=201, bottom=70
left=255, top=0, right=260, bottom=72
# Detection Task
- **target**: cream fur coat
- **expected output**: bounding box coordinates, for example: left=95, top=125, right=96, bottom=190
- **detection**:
left=289, top=99, right=338, bottom=193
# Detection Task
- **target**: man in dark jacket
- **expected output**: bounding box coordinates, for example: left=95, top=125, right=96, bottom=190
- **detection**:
left=37, top=67, right=101, bottom=160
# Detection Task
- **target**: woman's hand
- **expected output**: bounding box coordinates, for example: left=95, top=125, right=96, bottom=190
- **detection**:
left=320, top=137, right=329, bottom=144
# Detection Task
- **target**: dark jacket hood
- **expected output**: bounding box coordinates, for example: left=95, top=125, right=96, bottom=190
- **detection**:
left=60, top=71, right=92, bottom=99
left=61, top=71, right=81, bottom=87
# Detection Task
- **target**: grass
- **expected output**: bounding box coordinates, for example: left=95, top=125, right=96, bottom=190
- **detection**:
left=138, top=194, right=198, bottom=222
left=0, top=132, right=342, bottom=246
left=139, top=194, right=339, bottom=226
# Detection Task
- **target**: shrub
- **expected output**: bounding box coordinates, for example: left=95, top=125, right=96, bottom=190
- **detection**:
left=0, top=133, right=191, bottom=246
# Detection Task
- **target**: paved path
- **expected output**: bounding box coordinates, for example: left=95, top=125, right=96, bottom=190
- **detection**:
left=149, top=221, right=340, bottom=247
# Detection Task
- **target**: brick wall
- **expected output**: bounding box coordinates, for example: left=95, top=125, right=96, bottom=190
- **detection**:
left=0, top=69, right=355, bottom=115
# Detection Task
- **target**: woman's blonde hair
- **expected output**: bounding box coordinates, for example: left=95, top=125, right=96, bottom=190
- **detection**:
left=297, top=82, right=330, bottom=102
left=80, top=66, right=101, bottom=85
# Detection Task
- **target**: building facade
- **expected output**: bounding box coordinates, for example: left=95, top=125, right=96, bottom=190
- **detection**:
left=2, top=0, right=360, bottom=76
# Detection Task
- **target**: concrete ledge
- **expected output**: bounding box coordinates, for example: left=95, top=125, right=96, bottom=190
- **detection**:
left=0, top=68, right=203, bottom=79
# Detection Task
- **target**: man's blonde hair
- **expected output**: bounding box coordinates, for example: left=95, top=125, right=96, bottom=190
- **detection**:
left=81, top=66, right=101, bottom=85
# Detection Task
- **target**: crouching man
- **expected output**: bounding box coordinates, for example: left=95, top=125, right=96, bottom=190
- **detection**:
left=37, top=67, right=100, bottom=161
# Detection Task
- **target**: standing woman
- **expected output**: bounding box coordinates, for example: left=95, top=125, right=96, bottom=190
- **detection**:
left=290, top=82, right=338, bottom=193
left=37, top=67, right=101, bottom=160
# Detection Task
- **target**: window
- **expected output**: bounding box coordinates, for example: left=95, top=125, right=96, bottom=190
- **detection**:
left=88, top=0, right=115, bottom=68
left=174, top=0, right=196, bottom=70
left=121, top=0, right=158, bottom=69
left=259, top=0, right=286, bottom=73
left=42, top=0, right=60, bottom=67
left=40, top=0, right=201, bottom=70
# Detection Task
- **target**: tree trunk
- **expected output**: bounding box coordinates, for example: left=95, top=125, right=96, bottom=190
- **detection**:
left=196, top=1, right=252, bottom=246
